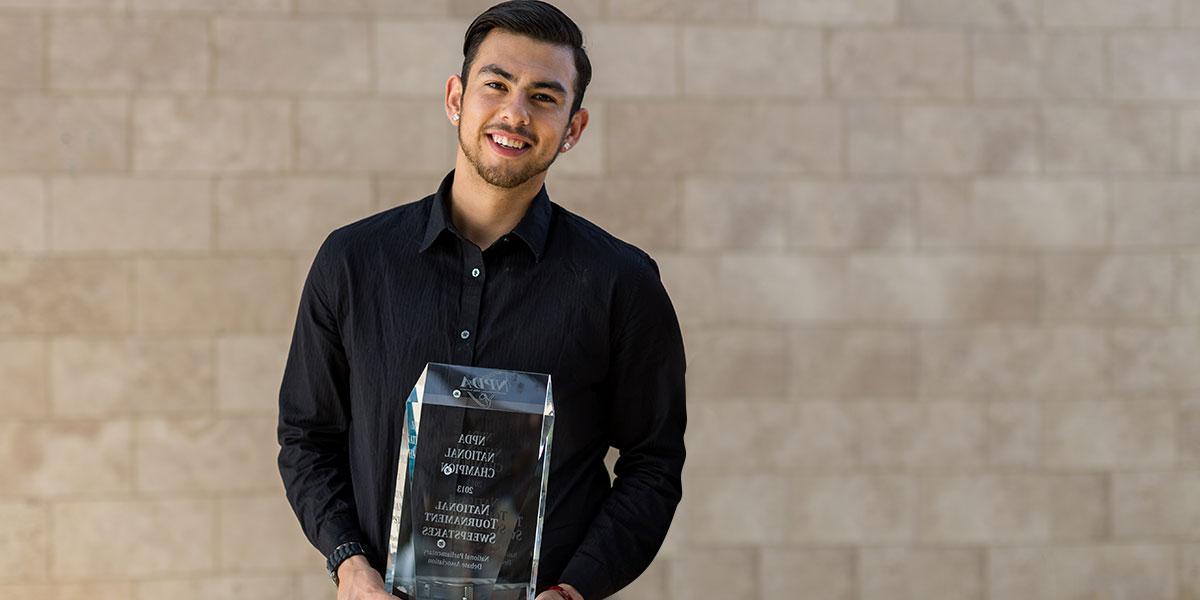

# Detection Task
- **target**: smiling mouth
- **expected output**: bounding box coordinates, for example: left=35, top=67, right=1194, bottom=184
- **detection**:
left=486, top=132, right=533, bottom=156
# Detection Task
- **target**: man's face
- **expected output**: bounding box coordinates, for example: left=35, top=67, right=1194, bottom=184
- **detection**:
left=454, top=29, right=579, bottom=189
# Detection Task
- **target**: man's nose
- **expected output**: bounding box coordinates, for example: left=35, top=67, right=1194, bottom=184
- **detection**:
left=500, top=94, right=531, bottom=126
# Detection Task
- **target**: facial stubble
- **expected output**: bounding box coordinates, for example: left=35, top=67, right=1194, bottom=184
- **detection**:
left=458, top=122, right=569, bottom=189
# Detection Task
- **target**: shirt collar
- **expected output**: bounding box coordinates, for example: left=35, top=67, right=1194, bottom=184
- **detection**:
left=419, top=170, right=552, bottom=262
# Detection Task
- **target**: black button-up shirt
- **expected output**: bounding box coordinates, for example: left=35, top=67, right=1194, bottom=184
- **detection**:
left=277, top=170, right=687, bottom=599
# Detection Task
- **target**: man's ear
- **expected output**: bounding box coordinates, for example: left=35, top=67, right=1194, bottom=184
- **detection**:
left=445, top=74, right=464, bottom=125
left=560, top=107, right=589, bottom=152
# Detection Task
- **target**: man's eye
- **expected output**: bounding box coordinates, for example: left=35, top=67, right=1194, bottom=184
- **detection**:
left=485, top=82, right=505, bottom=91
left=534, top=94, right=556, bottom=103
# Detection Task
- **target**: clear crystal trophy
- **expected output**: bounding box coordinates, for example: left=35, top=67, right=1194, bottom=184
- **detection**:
left=385, top=362, right=554, bottom=600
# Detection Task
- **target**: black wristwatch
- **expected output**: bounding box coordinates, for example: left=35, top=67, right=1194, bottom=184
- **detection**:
left=326, top=541, right=366, bottom=585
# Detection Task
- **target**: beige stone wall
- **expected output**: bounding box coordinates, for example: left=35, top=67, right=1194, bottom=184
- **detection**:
left=0, top=0, right=1198, bottom=598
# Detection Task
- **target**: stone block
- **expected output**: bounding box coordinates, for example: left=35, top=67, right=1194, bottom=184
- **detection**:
left=0, top=15, right=42, bottom=90
left=669, top=549, right=757, bottom=599
left=1044, top=0, right=1173, bottom=27
left=988, top=545, right=1175, bottom=600
left=0, top=584, right=132, bottom=600
left=1112, top=181, right=1200, bottom=247
left=855, top=402, right=986, bottom=467
left=915, top=179, right=971, bottom=247
left=1181, top=255, right=1200, bottom=322
left=49, top=177, right=211, bottom=252
left=0, top=421, right=131, bottom=496
left=683, top=328, right=790, bottom=399
left=218, top=494, right=337, bottom=569
left=1109, top=327, right=1200, bottom=392
left=683, top=26, right=821, bottom=98
left=216, top=177, right=372, bottom=252
left=900, top=0, right=1037, bottom=27
left=50, top=16, right=207, bottom=91
left=297, top=99, right=451, bottom=173
left=718, top=254, right=844, bottom=322
left=986, top=401, right=1039, bottom=466
left=0, top=502, right=48, bottom=579
left=847, top=255, right=1039, bottom=321
left=608, top=102, right=841, bottom=175
left=0, top=178, right=47, bottom=253
left=585, top=24, right=678, bottom=98
left=1041, top=254, right=1173, bottom=321
left=0, top=340, right=48, bottom=418
left=52, top=499, right=215, bottom=578
left=129, top=0, right=288, bottom=10
left=296, top=0, right=450, bottom=14
left=830, top=31, right=966, bottom=99
left=1043, top=400, right=1175, bottom=469
left=134, top=98, right=290, bottom=173
left=846, top=103, right=902, bottom=174
left=52, top=338, right=213, bottom=416
left=684, top=474, right=788, bottom=543
left=0, top=259, right=132, bottom=334
left=968, top=179, right=1107, bottom=247
left=547, top=175, right=679, bottom=252
left=0, top=96, right=127, bottom=171
left=758, top=0, right=898, bottom=23
left=217, top=336, right=290, bottom=414
left=860, top=548, right=983, bottom=600
left=681, top=179, right=789, bottom=250
left=136, top=416, right=278, bottom=492
left=789, top=181, right=915, bottom=249
left=973, top=33, right=1104, bottom=99
left=901, top=106, right=1039, bottom=174
left=608, top=0, right=752, bottom=21
left=1113, top=471, right=1200, bottom=538
left=687, top=402, right=856, bottom=470
left=918, top=474, right=1049, bottom=543
left=376, top=19, right=464, bottom=93
left=790, top=327, right=918, bottom=398
left=1181, top=110, right=1200, bottom=172
left=135, top=577, right=293, bottom=600
left=654, top=254, right=722, bottom=325
left=919, top=327, right=1109, bottom=395
left=1183, top=400, right=1200, bottom=465
left=760, top=548, right=854, bottom=600
left=1044, top=107, right=1172, bottom=174
left=216, top=17, right=369, bottom=92
left=134, top=257, right=294, bottom=333
left=374, top=175, right=443, bottom=211
left=790, top=474, right=917, bottom=542
left=1047, top=474, right=1108, bottom=541
left=450, top=0, right=600, bottom=18
left=1112, top=33, right=1200, bottom=100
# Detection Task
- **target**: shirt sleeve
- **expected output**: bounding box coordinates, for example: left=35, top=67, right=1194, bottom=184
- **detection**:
left=559, top=255, right=688, bottom=599
left=276, top=234, right=365, bottom=559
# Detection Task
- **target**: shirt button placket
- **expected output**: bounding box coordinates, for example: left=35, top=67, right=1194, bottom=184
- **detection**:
left=455, top=242, right=485, bottom=366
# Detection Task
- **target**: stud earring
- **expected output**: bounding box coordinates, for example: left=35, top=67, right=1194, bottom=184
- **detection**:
left=562, top=142, right=571, bottom=150
left=451, top=114, right=460, bottom=121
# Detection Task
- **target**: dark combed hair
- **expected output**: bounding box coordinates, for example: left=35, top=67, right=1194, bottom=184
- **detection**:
left=461, top=0, right=592, bottom=115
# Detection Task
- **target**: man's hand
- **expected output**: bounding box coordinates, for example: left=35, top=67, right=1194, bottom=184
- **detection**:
left=336, top=555, right=395, bottom=600
left=535, top=583, right=584, bottom=600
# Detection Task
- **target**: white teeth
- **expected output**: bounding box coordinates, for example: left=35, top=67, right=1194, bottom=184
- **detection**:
left=492, top=134, right=526, bottom=149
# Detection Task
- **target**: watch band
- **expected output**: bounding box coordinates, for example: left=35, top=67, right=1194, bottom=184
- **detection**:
left=326, top=541, right=366, bottom=586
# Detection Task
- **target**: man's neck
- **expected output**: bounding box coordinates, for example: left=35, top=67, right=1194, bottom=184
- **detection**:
left=448, top=154, right=546, bottom=251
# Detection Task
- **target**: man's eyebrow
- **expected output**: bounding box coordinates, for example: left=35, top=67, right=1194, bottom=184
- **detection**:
left=477, top=63, right=567, bottom=96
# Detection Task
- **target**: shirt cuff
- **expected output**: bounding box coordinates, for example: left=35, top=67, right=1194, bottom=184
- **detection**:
left=559, top=552, right=614, bottom=600
left=317, top=514, right=365, bottom=558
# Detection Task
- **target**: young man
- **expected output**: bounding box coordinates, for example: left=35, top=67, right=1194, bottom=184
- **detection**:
left=276, top=2, right=687, bottom=599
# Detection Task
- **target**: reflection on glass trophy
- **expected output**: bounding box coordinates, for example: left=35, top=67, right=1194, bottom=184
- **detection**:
left=386, top=363, right=554, bottom=600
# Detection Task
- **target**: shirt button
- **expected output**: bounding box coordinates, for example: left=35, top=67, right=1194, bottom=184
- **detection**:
left=471, top=268, right=481, bottom=278
left=460, top=330, right=470, bottom=340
